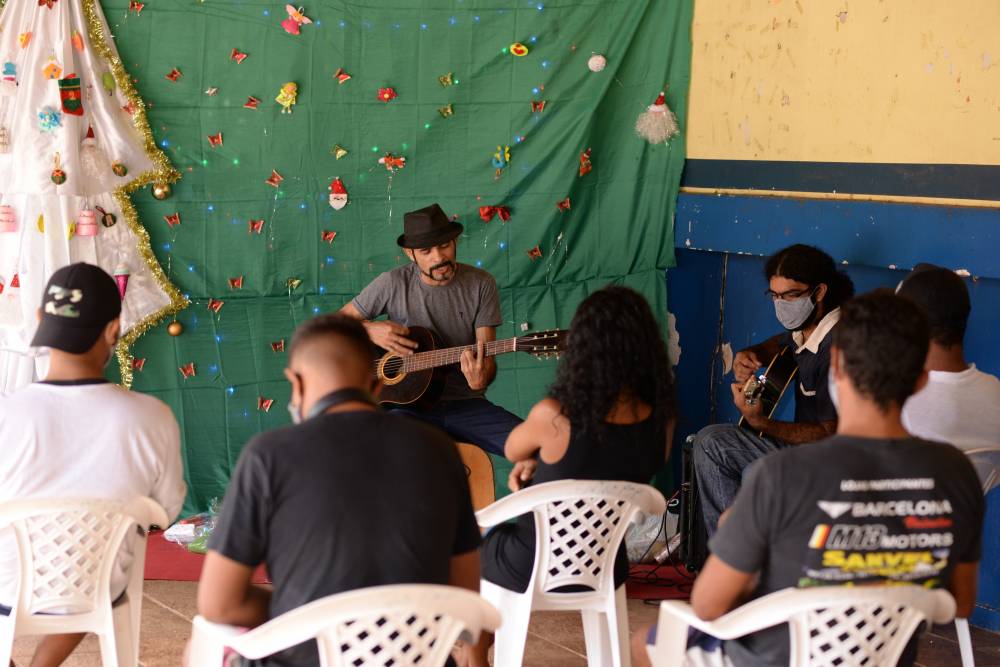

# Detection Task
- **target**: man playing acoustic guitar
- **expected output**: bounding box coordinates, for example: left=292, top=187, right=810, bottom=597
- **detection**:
left=692, top=244, right=854, bottom=535
left=340, top=203, right=521, bottom=456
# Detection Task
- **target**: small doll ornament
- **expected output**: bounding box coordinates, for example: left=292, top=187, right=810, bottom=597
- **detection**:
left=328, top=177, right=348, bottom=210
left=276, top=82, right=297, bottom=113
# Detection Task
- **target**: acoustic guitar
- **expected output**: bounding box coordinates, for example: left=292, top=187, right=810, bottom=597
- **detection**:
left=738, top=345, right=798, bottom=436
left=374, top=326, right=567, bottom=409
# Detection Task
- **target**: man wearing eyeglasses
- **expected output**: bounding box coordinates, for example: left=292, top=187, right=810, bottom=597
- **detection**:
left=692, top=244, right=855, bottom=536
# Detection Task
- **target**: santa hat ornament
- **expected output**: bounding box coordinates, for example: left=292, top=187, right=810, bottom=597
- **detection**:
left=328, top=177, right=348, bottom=210
left=80, top=125, right=111, bottom=181
left=635, top=90, right=679, bottom=144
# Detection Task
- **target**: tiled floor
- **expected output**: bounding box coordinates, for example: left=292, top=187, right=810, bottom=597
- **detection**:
left=10, top=581, right=1000, bottom=666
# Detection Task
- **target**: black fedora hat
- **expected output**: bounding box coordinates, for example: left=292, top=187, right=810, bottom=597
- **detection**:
left=397, top=203, right=463, bottom=249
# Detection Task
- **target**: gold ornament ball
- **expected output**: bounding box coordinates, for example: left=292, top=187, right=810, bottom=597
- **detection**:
left=151, top=182, right=172, bottom=200
left=167, top=321, right=184, bottom=336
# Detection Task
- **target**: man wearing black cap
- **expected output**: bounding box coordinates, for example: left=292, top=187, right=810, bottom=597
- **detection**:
left=0, top=263, right=185, bottom=667
left=340, top=203, right=521, bottom=456
left=897, top=264, right=1000, bottom=455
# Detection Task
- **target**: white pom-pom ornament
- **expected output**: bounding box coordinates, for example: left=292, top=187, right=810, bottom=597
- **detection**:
left=587, top=54, right=607, bottom=72
left=635, top=91, right=680, bottom=144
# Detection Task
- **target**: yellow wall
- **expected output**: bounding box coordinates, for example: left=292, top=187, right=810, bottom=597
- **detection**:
left=688, top=0, right=1000, bottom=165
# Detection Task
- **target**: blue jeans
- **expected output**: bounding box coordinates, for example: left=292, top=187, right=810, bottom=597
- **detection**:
left=391, top=398, right=522, bottom=457
left=692, top=424, right=788, bottom=536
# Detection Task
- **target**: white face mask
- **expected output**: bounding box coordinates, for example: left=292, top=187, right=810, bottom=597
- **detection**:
left=774, top=293, right=816, bottom=331
left=287, top=402, right=303, bottom=424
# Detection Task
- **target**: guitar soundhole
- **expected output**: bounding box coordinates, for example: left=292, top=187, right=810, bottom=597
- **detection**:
left=379, top=355, right=407, bottom=385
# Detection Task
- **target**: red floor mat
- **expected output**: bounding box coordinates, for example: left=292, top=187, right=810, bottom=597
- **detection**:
left=626, top=563, right=694, bottom=601
left=144, top=530, right=269, bottom=583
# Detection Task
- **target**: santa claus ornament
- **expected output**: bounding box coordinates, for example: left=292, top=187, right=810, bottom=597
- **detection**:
left=328, top=177, right=348, bottom=210
left=635, top=90, right=679, bottom=144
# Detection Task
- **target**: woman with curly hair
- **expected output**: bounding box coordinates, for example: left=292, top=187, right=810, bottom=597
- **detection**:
left=462, top=285, right=676, bottom=667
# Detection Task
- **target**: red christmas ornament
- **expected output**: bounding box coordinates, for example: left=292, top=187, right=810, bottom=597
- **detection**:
left=128, top=0, right=143, bottom=14
left=321, top=230, right=337, bottom=243
left=248, top=218, right=265, bottom=234
left=165, top=68, right=182, bottom=82
left=207, top=298, right=224, bottom=313
left=228, top=276, right=244, bottom=289
left=164, top=212, right=180, bottom=227
left=230, top=48, right=248, bottom=64
left=333, top=68, right=351, bottom=84
left=556, top=197, right=571, bottom=211
left=207, top=132, right=223, bottom=147
left=377, top=87, right=397, bottom=103
left=179, top=362, right=196, bottom=379
left=530, top=100, right=546, bottom=113
left=271, top=339, right=285, bottom=352
left=478, top=205, right=511, bottom=223
left=527, top=245, right=542, bottom=261
left=265, top=170, right=283, bottom=187
left=132, top=358, right=146, bottom=372
left=10, top=274, right=20, bottom=288
left=579, top=148, right=592, bottom=177
left=244, top=96, right=260, bottom=110
left=258, top=396, right=275, bottom=412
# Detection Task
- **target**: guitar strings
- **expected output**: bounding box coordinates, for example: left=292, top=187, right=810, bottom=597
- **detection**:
left=374, top=334, right=562, bottom=377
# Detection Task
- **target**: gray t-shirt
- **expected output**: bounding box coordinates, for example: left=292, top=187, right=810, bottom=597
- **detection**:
left=352, top=263, right=502, bottom=400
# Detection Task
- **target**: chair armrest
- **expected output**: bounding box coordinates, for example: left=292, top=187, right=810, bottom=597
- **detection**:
left=189, top=616, right=245, bottom=667
left=475, top=493, right=533, bottom=528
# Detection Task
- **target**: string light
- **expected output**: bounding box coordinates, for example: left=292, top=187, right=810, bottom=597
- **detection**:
left=227, top=387, right=235, bottom=395
left=420, top=23, right=428, bottom=30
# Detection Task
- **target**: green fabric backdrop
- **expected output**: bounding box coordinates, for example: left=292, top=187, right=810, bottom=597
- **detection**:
left=105, top=0, right=691, bottom=513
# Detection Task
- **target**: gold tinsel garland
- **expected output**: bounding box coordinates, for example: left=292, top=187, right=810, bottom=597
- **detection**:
left=82, top=0, right=188, bottom=388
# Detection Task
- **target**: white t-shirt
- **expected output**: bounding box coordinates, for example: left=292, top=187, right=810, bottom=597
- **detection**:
left=0, top=381, right=186, bottom=608
left=902, top=364, right=1000, bottom=452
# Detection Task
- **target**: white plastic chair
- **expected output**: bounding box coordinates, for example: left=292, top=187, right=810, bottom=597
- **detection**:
left=189, top=584, right=501, bottom=667
left=0, top=496, right=168, bottom=667
left=477, top=479, right=667, bottom=667
left=955, top=445, right=1000, bottom=667
left=646, top=585, right=956, bottom=667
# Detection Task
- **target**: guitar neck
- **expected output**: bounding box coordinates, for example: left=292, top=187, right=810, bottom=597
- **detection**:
left=388, top=337, right=517, bottom=374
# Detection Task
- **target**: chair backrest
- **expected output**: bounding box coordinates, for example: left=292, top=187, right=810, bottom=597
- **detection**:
left=783, top=586, right=956, bottom=666
left=520, top=480, right=666, bottom=595
left=965, top=446, right=1000, bottom=495
left=223, top=584, right=501, bottom=667
left=0, top=497, right=167, bottom=616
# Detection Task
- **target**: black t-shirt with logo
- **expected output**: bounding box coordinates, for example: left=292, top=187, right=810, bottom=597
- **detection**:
left=209, top=410, right=482, bottom=667
left=710, top=435, right=984, bottom=667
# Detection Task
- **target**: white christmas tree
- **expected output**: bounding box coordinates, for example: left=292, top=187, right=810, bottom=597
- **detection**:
left=0, top=0, right=184, bottom=392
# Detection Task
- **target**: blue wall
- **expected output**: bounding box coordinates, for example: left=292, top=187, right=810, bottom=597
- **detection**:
left=667, top=192, right=1000, bottom=630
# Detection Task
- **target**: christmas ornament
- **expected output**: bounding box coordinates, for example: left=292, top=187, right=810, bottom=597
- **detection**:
left=230, top=48, right=248, bottom=64
left=333, top=67, right=351, bottom=84
left=38, top=106, right=63, bottom=132
left=167, top=321, right=184, bottom=336
left=228, top=276, right=244, bottom=289
left=635, top=90, right=679, bottom=144
left=331, top=144, right=348, bottom=159
left=378, top=154, right=405, bottom=171
left=95, top=206, right=116, bottom=227
left=111, top=161, right=128, bottom=177
left=281, top=5, right=313, bottom=34
left=587, top=54, right=607, bottom=72
left=271, top=339, right=285, bottom=352
left=71, top=30, right=84, bottom=52
left=18, top=33, right=32, bottom=49
left=10, top=274, right=19, bottom=288
left=164, top=212, right=181, bottom=227
left=66, top=221, right=77, bottom=240
left=438, top=72, right=454, bottom=87
left=527, top=245, right=542, bottom=260
left=38, top=0, right=57, bottom=9
left=510, top=42, right=529, bottom=57
left=165, top=67, right=182, bottom=82
left=275, top=82, right=297, bottom=113
left=207, top=132, right=223, bottom=147
left=377, top=87, right=397, bottom=103
left=479, top=205, right=511, bottom=223
left=101, top=72, right=116, bottom=95
left=58, top=75, right=82, bottom=115
left=265, top=170, right=283, bottom=187
left=128, top=0, right=143, bottom=14
left=42, top=57, right=62, bottom=80
left=244, top=96, right=260, bottom=110
left=178, top=362, right=196, bottom=379
left=207, top=298, right=224, bottom=313
left=438, top=103, right=453, bottom=118
left=37, top=214, right=44, bottom=233
left=122, top=102, right=136, bottom=115
left=50, top=153, right=67, bottom=184
left=205, top=87, right=219, bottom=96
left=1, top=62, right=17, bottom=95
left=492, top=145, right=510, bottom=179
left=286, top=277, right=302, bottom=291
left=152, top=182, right=172, bottom=199
left=321, top=230, right=336, bottom=243
left=531, top=100, right=546, bottom=113
left=556, top=197, right=571, bottom=211
left=328, top=177, right=348, bottom=210
left=113, top=264, right=129, bottom=298
left=579, top=148, right=592, bottom=177
left=81, top=126, right=111, bottom=180
left=0, top=206, right=16, bottom=232
left=132, top=358, right=145, bottom=371
left=257, top=396, right=274, bottom=412
left=248, top=218, right=265, bottom=234
left=76, top=209, right=98, bottom=236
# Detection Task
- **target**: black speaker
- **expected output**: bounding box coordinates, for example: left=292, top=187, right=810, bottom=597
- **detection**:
left=679, top=435, right=708, bottom=574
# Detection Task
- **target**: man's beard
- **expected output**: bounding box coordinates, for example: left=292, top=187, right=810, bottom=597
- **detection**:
left=423, top=260, right=455, bottom=281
